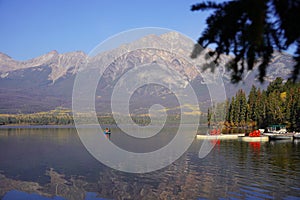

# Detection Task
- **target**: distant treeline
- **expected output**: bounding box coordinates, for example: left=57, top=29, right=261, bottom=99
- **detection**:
left=0, top=109, right=74, bottom=125
left=0, top=110, right=190, bottom=126
left=0, top=112, right=120, bottom=126
left=219, top=78, right=300, bottom=131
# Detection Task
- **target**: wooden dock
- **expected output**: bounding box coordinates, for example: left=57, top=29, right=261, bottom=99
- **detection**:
left=196, top=134, right=244, bottom=140
left=238, top=136, right=269, bottom=142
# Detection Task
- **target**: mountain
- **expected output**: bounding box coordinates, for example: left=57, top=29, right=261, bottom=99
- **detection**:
left=0, top=32, right=296, bottom=114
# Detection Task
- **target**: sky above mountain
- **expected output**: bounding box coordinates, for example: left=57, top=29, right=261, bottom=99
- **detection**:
left=0, top=0, right=221, bottom=61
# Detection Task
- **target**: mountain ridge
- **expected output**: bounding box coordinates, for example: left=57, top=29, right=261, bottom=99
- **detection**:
left=0, top=32, right=296, bottom=114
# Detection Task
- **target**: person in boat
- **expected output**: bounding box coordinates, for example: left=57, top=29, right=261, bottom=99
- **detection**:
left=104, top=128, right=111, bottom=139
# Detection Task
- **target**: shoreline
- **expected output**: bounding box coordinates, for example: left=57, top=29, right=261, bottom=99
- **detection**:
left=0, top=124, right=75, bottom=129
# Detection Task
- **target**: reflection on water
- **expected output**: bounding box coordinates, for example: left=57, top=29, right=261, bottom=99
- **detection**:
left=0, top=128, right=300, bottom=200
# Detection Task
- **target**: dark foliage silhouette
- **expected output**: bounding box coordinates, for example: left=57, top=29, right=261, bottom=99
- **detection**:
left=191, top=0, right=300, bottom=83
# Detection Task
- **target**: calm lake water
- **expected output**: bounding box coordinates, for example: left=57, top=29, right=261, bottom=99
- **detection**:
left=0, top=127, right=300, bottom=200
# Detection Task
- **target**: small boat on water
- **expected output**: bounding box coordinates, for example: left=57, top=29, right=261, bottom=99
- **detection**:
left=264, top=124, right=287, bottom=134
left=262, top=125, right=293, bottom=140
left=268, top=134, right=293, bottom=140
left=293, top=133, right=300, bottom=140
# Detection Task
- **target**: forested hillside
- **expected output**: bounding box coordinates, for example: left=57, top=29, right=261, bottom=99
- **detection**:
left=223, top=78, right=300, bottom=131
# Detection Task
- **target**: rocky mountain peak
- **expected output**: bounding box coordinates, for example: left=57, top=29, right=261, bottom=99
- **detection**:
left=47, top=51, right=87, bottom=81
left=0, top=50, right=88, bottom=82
left=0, top=32, right=296, bottom=86
left=0, top=32, right=297, bottom=114
left=0, top=52, right=13, bottom=61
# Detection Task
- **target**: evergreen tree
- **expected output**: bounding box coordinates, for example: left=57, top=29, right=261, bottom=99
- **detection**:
left=266, top=90, right=285, bottom=125
left=239, top=89, right=247, bottom=126
left=235, top=93, right=241, bottom=126
left=256, top=89, right=267, bottom=127
left=266, top=77, right=284, bottom=95
left=254, top=89, right=267, bottom=127
left=225, top=99, right=230, bottom=126
left=207, top=107, right=211, bottom=128
left=248, top=85, right=257, bottom=122
left=286, top=85, right=300, bottom=131
left=223, top=79, right=300, bottom=130
left=230, top=96, right=236, bottom=126
left=295, top=87, right=300, bottom=131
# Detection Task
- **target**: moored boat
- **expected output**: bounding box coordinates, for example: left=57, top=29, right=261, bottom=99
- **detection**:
left=268, top=134, right=293, bottom=140
left=293, top=133, right=300, bottom=139
left=262, top=125, right=294, bottom=140
left=265, top=125, right=287, bottom=134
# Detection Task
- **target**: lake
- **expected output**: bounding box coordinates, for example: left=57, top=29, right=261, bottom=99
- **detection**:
left=0, top=127, right=299, bottom=200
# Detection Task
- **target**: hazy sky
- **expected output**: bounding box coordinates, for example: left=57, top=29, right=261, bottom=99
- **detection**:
left=0, top=0, right=214, bottom=61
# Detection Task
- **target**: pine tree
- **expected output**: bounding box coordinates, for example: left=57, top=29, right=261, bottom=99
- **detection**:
left=266, top=77, right=284, bottom=95
left=230, top=96, right=236, bottom=126
left=239, top=89, right=247, bottom=126
left=223, top=79, right=300, bottom=131
left=248, top=85, right=257, bottom=122
left=225, top=99, right=230, bottom=126
left=287, top=85, right=300, bottom=131
left=295, top=87, right=300, bottom=131
left=207, top=107, right=212, bottom=128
